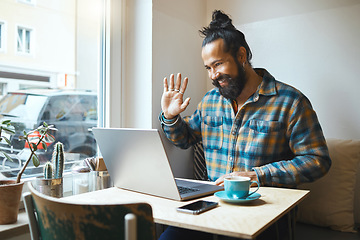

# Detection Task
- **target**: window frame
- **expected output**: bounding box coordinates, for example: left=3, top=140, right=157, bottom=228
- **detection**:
left=102, top=0, right=124, bottom=128
left=0, top=20, right=7, bottom=53
left=16, top=25, right=35, bottom=56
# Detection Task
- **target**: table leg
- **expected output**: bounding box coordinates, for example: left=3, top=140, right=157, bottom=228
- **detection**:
left=287, top=209, right=296, bottom=240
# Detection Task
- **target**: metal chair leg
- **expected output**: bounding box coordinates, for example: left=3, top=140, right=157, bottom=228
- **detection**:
left=125, top=213, right=137, bottom=240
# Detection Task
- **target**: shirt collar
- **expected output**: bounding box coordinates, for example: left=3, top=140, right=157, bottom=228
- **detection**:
left=254, top=68, right=277, bottom=97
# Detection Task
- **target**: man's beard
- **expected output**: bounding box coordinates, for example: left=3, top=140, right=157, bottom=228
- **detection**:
left=212, top=61, right=246, bottom=100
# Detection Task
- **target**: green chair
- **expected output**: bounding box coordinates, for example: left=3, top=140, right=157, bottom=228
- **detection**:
left=23, top=183, right=156, bottom=240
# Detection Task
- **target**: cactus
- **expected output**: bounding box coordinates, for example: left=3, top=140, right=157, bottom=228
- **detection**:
left=51, top=142, right=65, bottom=179
left=43, top=162, right=53, bottom=179
left=43, top=142, right=65, bottom=179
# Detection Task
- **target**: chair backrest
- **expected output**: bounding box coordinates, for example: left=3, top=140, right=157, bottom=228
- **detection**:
left=23, top=183, right=155, bottom=240
left=193, top=141, right=208, bottom=181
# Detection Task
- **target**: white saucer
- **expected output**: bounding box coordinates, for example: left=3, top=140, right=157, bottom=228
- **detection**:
left=214, top=191, right=261, bottom=203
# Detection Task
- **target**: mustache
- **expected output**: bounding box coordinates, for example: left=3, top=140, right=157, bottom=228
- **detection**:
left=212, top=74, right=232, bottom=87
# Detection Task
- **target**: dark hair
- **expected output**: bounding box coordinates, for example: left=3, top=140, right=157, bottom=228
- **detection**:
left=199, top=10, right=252, bottom=63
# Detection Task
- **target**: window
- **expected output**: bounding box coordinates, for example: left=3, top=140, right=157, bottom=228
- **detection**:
left=0, top=0, right=107, bottom=180
left=17, top=0, right=36, bottom=6
left=16, top=26, right=33, bottom=54
left=0, top=83, right=6, bottom=96
left=0, top=23, right=2, bottom=49
left=0, top=21, right=5, bottom=52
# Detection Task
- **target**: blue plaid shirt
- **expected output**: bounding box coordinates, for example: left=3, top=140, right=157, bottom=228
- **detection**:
left=160, top=69, right=331, bottom=187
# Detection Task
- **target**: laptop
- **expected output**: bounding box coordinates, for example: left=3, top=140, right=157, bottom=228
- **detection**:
left=92, top=127, right=223, bottom=201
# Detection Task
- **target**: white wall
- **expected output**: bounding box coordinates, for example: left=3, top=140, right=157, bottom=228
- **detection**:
left=151, top=0, right=207, bottom=178
left=206, top=0, right=360, bottom=140
left=76, top=0, right=102, bottom=91
left=152, top=0, right=208, bottom=121
left=122, top=0, right=153, bottom=128
left=121, top=0, right=207, bottom=177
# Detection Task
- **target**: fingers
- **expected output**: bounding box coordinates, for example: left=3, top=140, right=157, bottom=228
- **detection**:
left=179, top=77, right=188, bottom=95
left=175, top=73, right=181, bottom=91
left=163, top=77, right=168, bottom=92
left=215, top=172, right=260, bottom=187
left=164, top=73, right=188, bottom=95
left=215, top=173, right=233, bottom=186
left=169, top=74, right=175, bottom=91
left=215, top=176, right=225, bottom=186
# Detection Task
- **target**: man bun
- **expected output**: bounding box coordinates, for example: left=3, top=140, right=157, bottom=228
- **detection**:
left=199, top=10, right=253, bottom=64
left=209, top=10, right=235, bottom=31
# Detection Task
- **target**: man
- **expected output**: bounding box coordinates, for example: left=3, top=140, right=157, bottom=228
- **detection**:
left=159, top=10, right=331, bottom=240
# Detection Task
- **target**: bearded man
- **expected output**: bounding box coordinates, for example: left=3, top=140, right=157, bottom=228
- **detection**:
left=160, top=9, right=330, bottom=188
left=158, top=9, right=331, bottom=240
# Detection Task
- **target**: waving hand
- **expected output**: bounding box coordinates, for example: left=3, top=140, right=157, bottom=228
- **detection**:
left=161, top=73, right=191, bottom=119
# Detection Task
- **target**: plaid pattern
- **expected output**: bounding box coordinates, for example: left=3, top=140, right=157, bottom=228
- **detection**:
left=160, top=69, right=331, bottom=187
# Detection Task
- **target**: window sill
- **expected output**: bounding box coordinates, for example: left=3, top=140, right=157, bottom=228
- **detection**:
left=0, top=210, right=29, bottom=239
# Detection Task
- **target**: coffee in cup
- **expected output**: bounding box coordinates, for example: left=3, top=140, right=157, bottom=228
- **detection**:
left=224, top=176, right=260, bottom=199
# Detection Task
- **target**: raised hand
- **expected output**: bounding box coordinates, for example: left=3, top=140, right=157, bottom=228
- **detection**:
left=161, top=73, right=191, bottom=119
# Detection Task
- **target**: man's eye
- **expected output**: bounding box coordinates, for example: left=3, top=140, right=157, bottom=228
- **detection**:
left=215, top=62, right=222, bottom=67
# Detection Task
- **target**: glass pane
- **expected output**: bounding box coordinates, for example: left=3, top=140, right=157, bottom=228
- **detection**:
left=0, top=83, right=5, bottom=96
left=0, top=1, right=104, bottom=180
left=17, top=28, right=23, bottom=52
left=0, top=93, right=46, bottom=120
left=0, top=24, right=2, bottom=49
left=25, top=29, right=30, bottom=53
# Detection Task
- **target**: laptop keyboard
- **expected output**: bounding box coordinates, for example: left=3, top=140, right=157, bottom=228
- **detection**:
left=177, top=185, right=200, bottom=195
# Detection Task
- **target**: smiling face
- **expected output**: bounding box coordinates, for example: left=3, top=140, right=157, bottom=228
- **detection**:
left=201, top=38, right=247, bottom=100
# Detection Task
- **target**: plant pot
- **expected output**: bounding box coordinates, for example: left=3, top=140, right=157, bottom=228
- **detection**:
left=35, top=177, right=63, bottom=198
left=0, top=180, right=24, bottom=224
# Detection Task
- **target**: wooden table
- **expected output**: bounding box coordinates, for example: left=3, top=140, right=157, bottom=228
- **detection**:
left=65, top=186, right=309, bottom=239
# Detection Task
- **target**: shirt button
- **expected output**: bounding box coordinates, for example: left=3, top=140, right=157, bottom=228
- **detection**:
left=232, top=131, right=236, bottom=135
left=229, top=157, right=233, bottom=161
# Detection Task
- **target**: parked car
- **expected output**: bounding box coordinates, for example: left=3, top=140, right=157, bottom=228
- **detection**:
left=0, top=89, right=98, bottom=178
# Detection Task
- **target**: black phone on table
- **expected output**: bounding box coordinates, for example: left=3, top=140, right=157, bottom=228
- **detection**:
left=176, top=200, right=218, bottom=215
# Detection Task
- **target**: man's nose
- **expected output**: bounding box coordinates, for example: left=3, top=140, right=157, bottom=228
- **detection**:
left=210, top=69, right=220, bottom=80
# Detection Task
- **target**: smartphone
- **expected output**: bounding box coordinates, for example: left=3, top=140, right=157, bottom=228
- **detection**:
left=177, top=200, right=218, bottom=215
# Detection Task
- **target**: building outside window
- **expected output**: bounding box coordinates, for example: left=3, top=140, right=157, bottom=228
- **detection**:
left=0, top=0, right=108, bottom=180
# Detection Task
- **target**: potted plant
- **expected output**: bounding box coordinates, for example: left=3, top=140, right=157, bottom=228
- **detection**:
left=35, top=142, right=65, bottom=197
left=0, top=120, right=56, bottom=224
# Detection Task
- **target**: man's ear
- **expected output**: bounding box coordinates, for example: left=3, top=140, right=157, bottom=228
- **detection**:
left=237, top=47, right=247, bottom=63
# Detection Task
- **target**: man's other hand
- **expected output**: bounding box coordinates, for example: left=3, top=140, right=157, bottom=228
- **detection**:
left=215, top=171, right=259, bottom=186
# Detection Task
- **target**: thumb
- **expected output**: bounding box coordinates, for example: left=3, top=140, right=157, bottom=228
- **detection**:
left=180, top=97, right=191, bottom=110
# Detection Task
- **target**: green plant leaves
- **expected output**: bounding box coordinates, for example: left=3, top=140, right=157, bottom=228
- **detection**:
left=1, top=151, right=13, bottom=162
left=1, top=127, right=15, bottom=135
left=1, top=136, right=11, bottom=145
left=6, top=121, right=59, bottom=183
left=42, top=142, right=47, bottom=151
left=30, top=143, right=37, bottom=151
left=32, top=154, right=40, bottom=167
left=1, top=119, right=11, bottom=125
